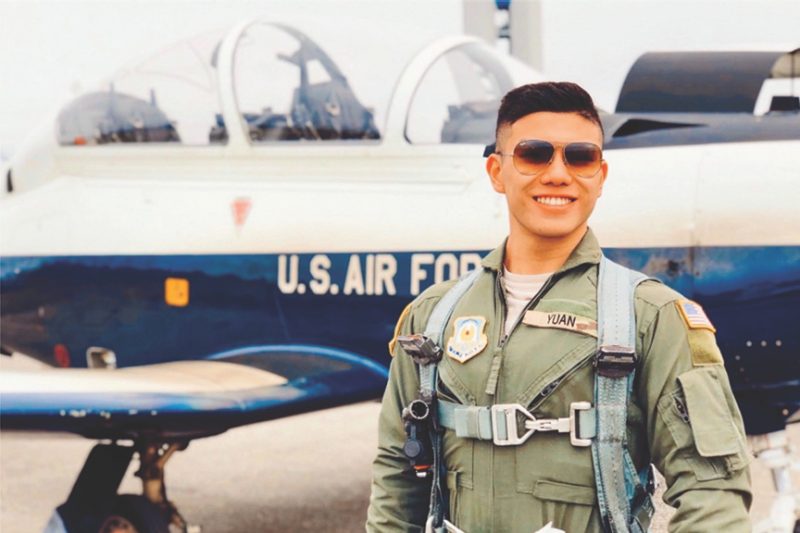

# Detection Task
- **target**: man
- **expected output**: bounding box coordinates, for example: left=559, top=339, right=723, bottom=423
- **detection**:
left=367, top=82, right=751, bottom=532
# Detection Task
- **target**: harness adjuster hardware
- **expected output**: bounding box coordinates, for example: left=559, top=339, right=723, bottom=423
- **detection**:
left=595, top=345, right=636, bottom=378
left=489, top=402, right=592, bottom=447
left=397, top=334, right=443, bottom=366
left=569, top=401, right=593, bottom=447
left=404, top=399, right=431, bottom=422
left=490, top=404, right=536, bottom=446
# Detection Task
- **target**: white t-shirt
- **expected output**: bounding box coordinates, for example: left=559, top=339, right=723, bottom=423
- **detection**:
left=501, top=267, right=552, bottom=336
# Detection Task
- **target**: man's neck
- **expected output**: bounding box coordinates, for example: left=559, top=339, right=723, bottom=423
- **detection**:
left=503, top=227, right=587, bottom=275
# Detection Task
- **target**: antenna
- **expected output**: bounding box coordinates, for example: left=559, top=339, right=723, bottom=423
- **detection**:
left=108, top=82, right=116, bottom=117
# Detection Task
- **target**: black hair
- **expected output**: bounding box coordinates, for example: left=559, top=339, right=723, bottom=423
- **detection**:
left=495, top=81, right=603, bottom=144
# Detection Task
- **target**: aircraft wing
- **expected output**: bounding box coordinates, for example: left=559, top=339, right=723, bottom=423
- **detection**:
left=0, top=354, right=388, bottom=440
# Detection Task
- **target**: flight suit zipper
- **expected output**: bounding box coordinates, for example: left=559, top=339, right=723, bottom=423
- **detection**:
left=482, top=270, right=560, bottom=531
left=497, top=270, right=557, bottom=349
left=528, top=355, right=595, bottom=411
left=485, top=271, right=557, bottom=396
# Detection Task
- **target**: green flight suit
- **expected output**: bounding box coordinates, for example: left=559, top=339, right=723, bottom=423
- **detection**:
left=367, top=229, right=752, bottom=533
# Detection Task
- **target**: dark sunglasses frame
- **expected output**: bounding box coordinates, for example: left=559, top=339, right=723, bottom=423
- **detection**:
left=494, top=139, right=604, bottom=178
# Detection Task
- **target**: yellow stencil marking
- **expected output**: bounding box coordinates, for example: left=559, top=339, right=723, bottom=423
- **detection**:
left=165, top=277, right=190, bottom=307
left=388, top=303, right=412, bottom=356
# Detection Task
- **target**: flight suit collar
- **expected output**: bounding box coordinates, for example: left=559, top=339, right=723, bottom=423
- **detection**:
left=480, top=228, right=603, bottom=275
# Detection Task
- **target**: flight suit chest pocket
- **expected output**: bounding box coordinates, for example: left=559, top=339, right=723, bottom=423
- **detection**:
left=658, top=367, right=749, bottom=480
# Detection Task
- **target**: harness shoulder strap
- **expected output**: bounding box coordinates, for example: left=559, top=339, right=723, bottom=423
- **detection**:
left=419, top=268, right=482, bottom=532
left=424, top=268, right=483, bottom=344
left=417, top=268, right=482, bottom=397
left=593, top=256, right=654, bottom=533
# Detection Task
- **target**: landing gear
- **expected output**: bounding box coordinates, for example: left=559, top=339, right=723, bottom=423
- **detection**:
left=751, top=430, right=800, bottom=533
left=51, top=440, right=198, bottom=533
left=135, top=441, right=191, bottom=531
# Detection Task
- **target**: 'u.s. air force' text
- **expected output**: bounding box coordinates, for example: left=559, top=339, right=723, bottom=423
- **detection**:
left=278, top=253, right=483, bottom=297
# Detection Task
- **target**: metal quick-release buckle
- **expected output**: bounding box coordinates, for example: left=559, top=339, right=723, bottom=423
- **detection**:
left=490, top=404, right=537, bottom=446
left=490, top=401, right=593, bottom=447
left=595, top=345, right=637, bottom=378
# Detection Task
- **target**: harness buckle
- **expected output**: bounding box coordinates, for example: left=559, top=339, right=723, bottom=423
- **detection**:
left=490, top=404, right=536, bottom=446
left=595, top=345, right=636, bottom=378
left=489, top=403, right=594, bottom=447
left=569, top=401, right=593, bottom=447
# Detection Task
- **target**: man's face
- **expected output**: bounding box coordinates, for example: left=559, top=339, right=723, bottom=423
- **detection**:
left=486, top=111, right=607, bottom=243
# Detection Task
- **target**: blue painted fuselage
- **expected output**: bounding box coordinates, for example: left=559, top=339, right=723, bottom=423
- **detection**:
left=1, top=245, right=798, bottom=434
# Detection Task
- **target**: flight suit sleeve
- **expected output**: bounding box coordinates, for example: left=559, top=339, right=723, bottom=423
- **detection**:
left=637, top=298, right=752, bottom=532
left=366, top=304, right=432, bottom=533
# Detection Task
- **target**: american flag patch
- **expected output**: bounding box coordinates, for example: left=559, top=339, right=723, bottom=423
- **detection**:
left=676, top=300, right=716, bottom=332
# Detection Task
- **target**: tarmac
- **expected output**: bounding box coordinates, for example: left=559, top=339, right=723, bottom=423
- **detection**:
left=1, top=354, right=797, bottom=532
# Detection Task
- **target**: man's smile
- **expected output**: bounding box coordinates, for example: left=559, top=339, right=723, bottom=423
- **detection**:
left=533, top=195, right=576, bottom=206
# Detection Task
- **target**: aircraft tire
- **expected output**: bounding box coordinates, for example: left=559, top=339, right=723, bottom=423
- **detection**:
left=98, top=495, right=170, bottom=533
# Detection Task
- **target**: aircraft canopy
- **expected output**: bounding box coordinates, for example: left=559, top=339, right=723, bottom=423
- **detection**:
left=56, top=22, right=539, bottom=148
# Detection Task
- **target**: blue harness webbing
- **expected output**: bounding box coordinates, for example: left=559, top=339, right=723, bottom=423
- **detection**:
left=593, top=256, right=654, bottom=533
left=419, top=268, right=482, bottom=533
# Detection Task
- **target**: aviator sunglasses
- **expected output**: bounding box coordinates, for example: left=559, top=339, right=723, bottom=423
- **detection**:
left=495, top=139, right=604, bottom=178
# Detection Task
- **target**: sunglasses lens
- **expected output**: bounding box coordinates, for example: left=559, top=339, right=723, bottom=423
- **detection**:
left=564, top=143, right=602, bottom=177
left=513, top=141, right=554, bottom=174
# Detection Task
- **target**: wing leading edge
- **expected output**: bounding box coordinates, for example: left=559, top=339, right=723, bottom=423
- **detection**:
left=0, top=351, right=389, bottom=440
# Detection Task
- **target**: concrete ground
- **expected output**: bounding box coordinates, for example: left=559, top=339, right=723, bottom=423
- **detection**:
left=1, top=354, right=797, bottom=532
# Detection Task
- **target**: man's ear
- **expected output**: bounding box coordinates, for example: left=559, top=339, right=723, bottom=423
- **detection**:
left=597, top=159, right=608, bottom=197
left=486, top=154, right=505, bottom=194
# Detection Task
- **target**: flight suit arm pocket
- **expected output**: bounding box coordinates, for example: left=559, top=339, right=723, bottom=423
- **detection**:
left=656, top=367, right=749, bottom=482
left=650, top=367, right=752, bottom=532
left=677, top=368, right=740, bottom=457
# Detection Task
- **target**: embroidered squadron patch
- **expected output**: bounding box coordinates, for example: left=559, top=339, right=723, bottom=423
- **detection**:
left=522, top=310, right=598, bottom=337
left=446, top=316, right=488, bottom=363
left=676, top=300, right=716, bottom=333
